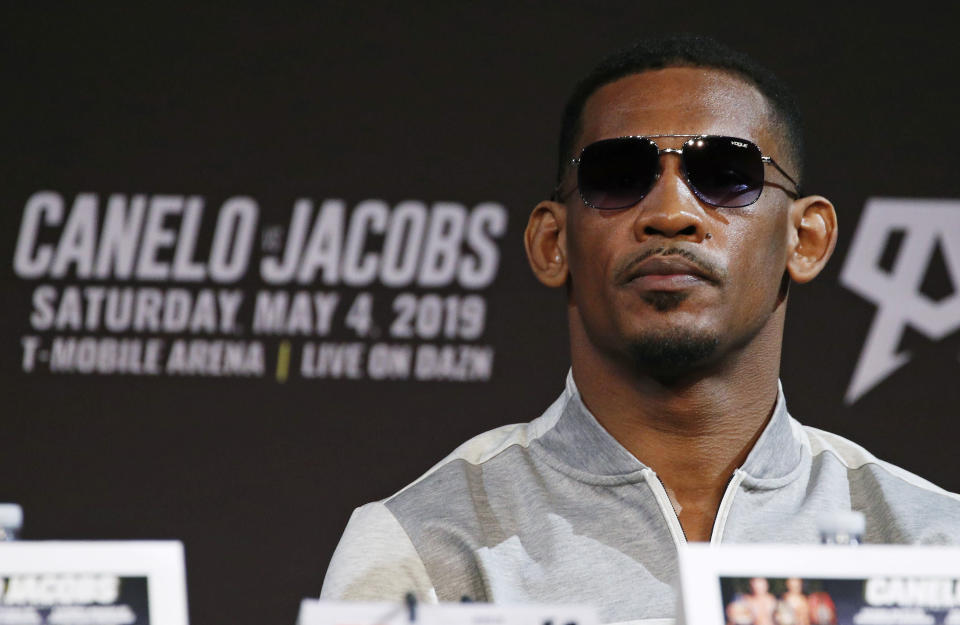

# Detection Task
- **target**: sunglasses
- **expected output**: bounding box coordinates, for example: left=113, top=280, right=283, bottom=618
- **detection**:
left=558, top=134, right=800, bottom=210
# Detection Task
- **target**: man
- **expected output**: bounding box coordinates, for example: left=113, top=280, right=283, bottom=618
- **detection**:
left=744, top=578, right=776, bottom=625
left=781, top=578, right=810, bottom=625
left=321, top=35, right=960, bottom=621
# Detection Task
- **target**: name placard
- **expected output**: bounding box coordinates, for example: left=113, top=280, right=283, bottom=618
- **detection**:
left=679, top=544, right=960, bottom=625
left=0, top=541, right=189, bottom=625
left=297, top=600, right=597, bottom=625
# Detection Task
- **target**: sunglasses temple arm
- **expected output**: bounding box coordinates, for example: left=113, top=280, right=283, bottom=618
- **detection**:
left=550, top=183, right=561, bottom=202
left=549, top=158, right=581, bottom=202
left=763, top=156, right=802, bottom=198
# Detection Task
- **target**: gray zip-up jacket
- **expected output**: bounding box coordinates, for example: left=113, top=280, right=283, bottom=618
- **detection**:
left=321, top=373, right=960, bottom=623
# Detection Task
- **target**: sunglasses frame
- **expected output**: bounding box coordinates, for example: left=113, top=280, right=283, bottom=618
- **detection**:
left=557, top=134, right=801, bottom=210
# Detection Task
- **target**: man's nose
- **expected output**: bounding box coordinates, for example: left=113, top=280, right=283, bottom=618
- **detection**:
left=631, top=155, right=708, bottom=243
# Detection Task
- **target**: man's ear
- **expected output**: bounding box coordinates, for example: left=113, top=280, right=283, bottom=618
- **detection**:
left=786, top=195, right=838, bottom=283
left=525, top=200, right=568, bottom=287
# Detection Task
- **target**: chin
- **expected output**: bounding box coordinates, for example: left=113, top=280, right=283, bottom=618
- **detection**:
left=626, top=327, right=720, bottom=381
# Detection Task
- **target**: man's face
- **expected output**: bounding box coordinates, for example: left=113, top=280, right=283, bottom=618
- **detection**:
left=750, top=577, right=770, bottom=595
left=564, top=67, right=796, bottom=377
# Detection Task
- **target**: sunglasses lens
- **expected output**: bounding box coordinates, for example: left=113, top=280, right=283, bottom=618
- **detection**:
left=578, top=138, right=659, bottom=209
left=683, top=136, right=764, bottom=207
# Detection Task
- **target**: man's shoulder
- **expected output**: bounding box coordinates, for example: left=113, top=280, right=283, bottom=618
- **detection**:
left=320, top=390, right=572, bottom=602
left=800, top=424, right=957, bottom=498
left=319, top=414, right=554, bottom=602
left=798, top=423, right=960, bottom=542
left=384, top=388, right=568, bottom=503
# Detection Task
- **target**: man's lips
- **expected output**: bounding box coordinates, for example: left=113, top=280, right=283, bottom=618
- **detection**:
left=622, top=255, right=719, bottom=291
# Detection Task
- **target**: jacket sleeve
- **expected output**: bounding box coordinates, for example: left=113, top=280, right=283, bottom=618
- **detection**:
left=320, top=502, right=438, bottom=602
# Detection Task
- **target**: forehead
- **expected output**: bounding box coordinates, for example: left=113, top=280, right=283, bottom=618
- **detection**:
left=578, top=67, right=775, bottom=151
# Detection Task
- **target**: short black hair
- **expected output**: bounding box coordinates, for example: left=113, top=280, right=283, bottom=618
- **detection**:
left=557, top=34, right=804, bottom=186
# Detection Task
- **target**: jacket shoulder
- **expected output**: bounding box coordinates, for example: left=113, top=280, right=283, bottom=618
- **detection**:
left=387, top=389, right=567, bottom=501
left=320, top=501, right=436, bottom=601
left=802, top=425, right=958, bottom=498
left=801, top=425, right=960, bottom=543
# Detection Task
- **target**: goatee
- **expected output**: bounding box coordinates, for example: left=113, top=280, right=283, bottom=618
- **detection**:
left=628, top=329, right=719, bottom=380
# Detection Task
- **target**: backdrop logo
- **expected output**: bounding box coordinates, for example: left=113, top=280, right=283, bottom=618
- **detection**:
left=840, top=198, right=960, bottom=403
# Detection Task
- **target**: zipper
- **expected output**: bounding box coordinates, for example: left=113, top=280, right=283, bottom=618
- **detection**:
left=643, top=469, right=687, bottom=549
left=710, top=469, right=744, bottom=544
left=643, top=467, right=745, bottom=546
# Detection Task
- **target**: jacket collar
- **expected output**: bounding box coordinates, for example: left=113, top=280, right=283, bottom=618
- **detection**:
left=531, top=370, right=805, bottom=484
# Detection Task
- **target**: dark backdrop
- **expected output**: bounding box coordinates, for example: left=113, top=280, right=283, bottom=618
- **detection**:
left=2, top=4, right=959, bottom=625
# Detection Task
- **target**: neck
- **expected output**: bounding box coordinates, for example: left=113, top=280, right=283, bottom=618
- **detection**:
left=569, top=308, right=784, bottom=540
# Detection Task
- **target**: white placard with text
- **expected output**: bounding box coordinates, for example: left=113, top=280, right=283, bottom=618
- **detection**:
left=0, top=541, right=189, bottom=625
left=297, top=600, right=597, bottom=625
left=679, top=544, right=960, bottom=625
